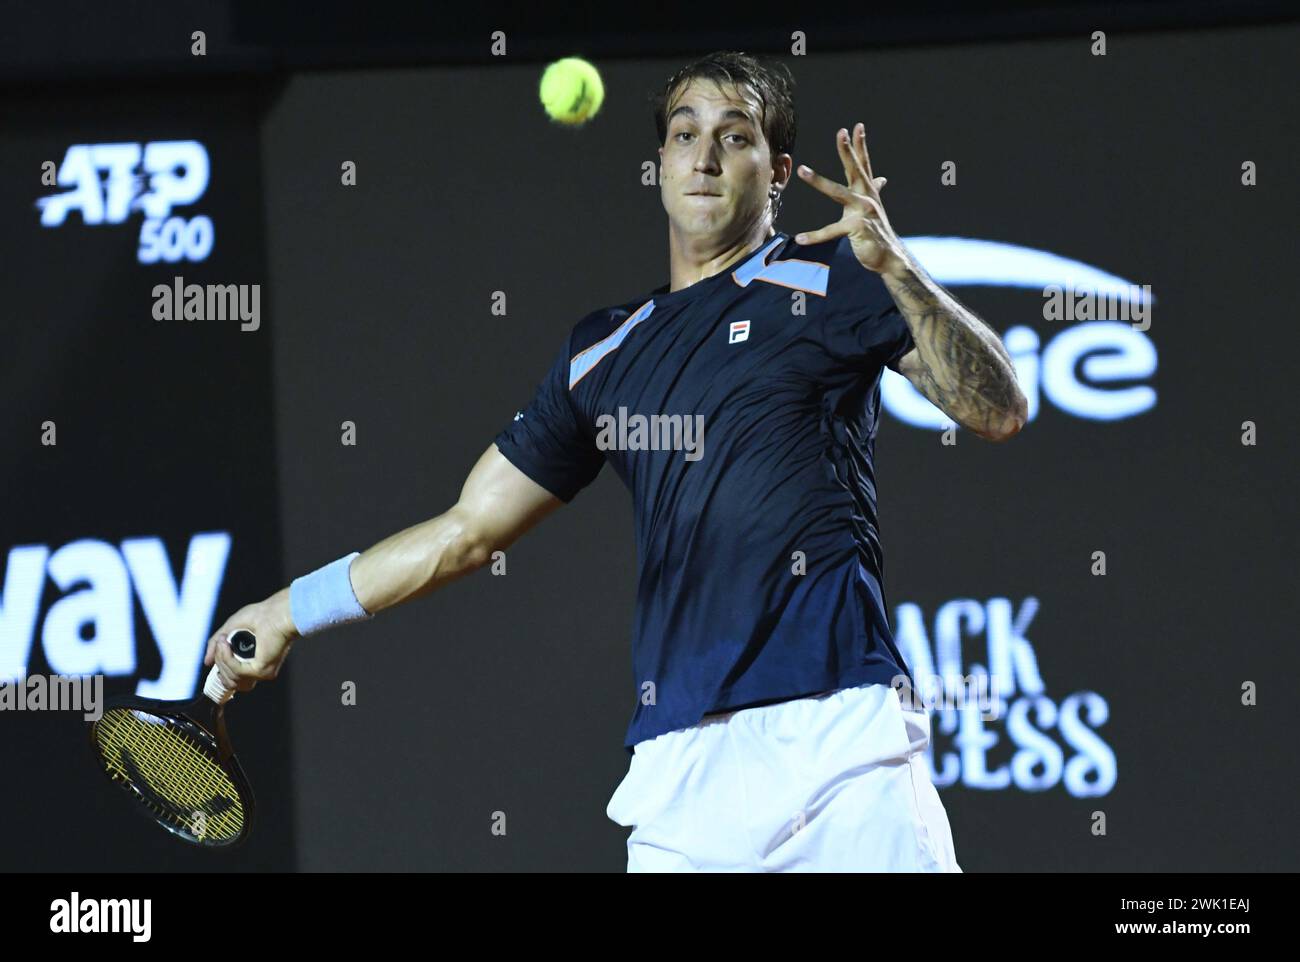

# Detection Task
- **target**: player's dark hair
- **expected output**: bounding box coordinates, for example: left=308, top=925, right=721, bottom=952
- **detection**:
left=651, top=50, right=797, bottom=162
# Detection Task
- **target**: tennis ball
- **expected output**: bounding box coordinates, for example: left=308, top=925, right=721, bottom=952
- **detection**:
left=539, top=57, right=604, bottom=126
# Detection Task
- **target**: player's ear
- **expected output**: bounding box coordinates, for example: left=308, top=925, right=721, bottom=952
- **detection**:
left=773, top=152, right=794, bottom=189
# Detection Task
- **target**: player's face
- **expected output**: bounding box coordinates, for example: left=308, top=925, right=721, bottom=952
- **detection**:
left=658, top=79, right=779, bottom=242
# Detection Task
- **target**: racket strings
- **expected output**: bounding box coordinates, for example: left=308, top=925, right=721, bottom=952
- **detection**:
left=94, top=708, right=245, bottom=842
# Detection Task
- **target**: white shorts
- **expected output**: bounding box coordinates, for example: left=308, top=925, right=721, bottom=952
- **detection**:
left=606, top=682, right=961, bottom=872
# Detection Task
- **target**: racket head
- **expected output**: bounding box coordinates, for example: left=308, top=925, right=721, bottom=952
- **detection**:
left=88, top=691, right=256, bottom=848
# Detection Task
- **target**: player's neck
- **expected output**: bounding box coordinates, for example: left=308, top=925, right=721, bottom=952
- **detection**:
left=666, top=224, right=776, bottom=293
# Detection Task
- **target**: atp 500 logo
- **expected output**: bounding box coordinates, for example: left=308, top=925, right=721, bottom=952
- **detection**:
left=36, top=140, right=213, bottom=264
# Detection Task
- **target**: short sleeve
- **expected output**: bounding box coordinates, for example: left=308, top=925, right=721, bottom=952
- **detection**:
left=880, top=303, right=915, bottom=373
left=493, top=338, right=605, bottom=503
left=821, top=236, right=914, bottom=373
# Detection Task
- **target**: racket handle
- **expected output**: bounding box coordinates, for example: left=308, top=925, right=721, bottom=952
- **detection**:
left=204, top=628, right=259, bottom=704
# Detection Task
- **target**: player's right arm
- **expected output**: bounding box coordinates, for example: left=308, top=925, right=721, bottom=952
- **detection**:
left=203, top=444, right=563, bottom=689
left=347, top=443, right=563, bottom=612
left=208, top=328, right=604, bottom=691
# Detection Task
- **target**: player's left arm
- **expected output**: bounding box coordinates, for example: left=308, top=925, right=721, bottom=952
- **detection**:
left=793, top=122, right=1029, bottom=443
left=882, top=261, right=1025, bottom=443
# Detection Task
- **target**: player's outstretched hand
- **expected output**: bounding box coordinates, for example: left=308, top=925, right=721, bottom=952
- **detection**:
left=793, top=122, right=910, bottom=278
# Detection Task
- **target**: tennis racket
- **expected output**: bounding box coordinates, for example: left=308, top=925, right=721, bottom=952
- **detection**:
left=88, top=628, right=258, bottom=847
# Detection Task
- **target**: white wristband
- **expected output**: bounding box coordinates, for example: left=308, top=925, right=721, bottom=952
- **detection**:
left=289, top=551, right=373, bottom=637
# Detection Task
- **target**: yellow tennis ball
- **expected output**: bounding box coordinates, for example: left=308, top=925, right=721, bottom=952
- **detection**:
left=539, top=57, right=604, bottom=126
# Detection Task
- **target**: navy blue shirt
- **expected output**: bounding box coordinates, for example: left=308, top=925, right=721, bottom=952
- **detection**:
left=494, top=231, right=917, bottom=752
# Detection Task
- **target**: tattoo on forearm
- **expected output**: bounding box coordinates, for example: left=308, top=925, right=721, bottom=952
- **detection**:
left=883, top=265, right=1023, bottom=437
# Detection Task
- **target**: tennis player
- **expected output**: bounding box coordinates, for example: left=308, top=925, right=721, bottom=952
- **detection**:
left=206, top=51, right=1027, bottom=872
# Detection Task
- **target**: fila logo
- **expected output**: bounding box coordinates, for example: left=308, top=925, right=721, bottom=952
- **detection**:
left=728, top=320, right=751, bottom=344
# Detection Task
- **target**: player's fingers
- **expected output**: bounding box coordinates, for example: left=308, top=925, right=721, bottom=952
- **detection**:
left=796, top=165, right=854, bottom=204
left=214, top=658, right=240, bottom=690
left=836, top=128, right=867, bottom=192
left=216, top=653, right=254, bottom=693
left=855, top=122, right=876, bottom=182
left=214, top=638, right=250, bottom=681
left=218, top=635, right=279, bottom=684
left=203, top=633, right=221, bottom=667
left=793, top=221, right=851, bottom=246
